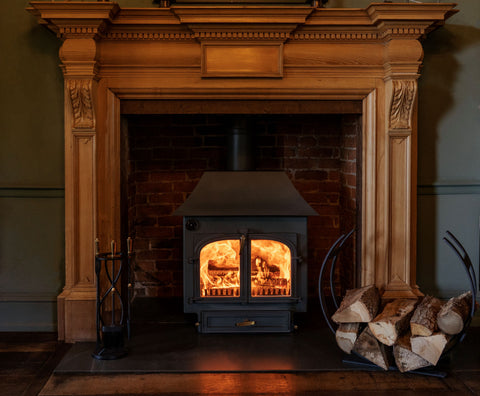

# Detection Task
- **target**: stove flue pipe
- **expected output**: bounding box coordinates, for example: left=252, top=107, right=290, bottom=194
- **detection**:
left=227, top=117, right=255, bottom=171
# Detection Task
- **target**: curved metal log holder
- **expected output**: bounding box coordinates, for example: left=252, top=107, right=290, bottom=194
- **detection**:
left=92, top=238, right=134, bottom=360
left=319, top=229, right=477, bottom=377
left=318, top=229, right=355, bottom=335
left=442, top=231, right=478, bottom=352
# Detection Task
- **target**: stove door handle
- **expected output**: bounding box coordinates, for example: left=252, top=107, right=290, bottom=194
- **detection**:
left=236, top=319, right=256, bottom=327
left=240, top=234, right=246, bottom=253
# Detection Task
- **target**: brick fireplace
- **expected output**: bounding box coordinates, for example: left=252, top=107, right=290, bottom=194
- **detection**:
left=126, top=112, right=359, bottom=301
left=124, top=111, right=361, bottom=332
left=27, top=1, right=457, bottom=341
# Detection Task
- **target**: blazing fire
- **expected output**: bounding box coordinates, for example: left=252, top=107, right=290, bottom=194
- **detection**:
left=200, top=240, right=240, bottom=297
left=251, top=240, right=291, bottom=297
left=199, top=239, right=291, bottom=297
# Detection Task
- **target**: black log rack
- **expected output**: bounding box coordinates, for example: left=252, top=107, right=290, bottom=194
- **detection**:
left=92, top=237, right=134, bottom=360
left=319, top=229, right=477, bottom=377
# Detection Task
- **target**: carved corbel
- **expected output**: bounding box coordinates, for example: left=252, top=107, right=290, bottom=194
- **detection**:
left=389, top=80, right=417, bottom=130
left=67, top=79, right=95, bottom=129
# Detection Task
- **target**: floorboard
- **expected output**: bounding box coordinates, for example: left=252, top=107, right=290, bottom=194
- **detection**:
left=1, top=302, right=479, bottom=396
left=39, top=372, right=473, bottom=395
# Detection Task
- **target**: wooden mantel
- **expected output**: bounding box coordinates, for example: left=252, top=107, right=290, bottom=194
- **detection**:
left=27, top=1, right=457, bottom=342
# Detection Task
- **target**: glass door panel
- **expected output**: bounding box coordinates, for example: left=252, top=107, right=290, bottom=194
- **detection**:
left=199, top=240, right=240, bottom=297
left=250, top=240, right=291, bottom=297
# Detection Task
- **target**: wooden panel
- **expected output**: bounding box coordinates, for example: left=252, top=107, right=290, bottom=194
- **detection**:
left=360, top=90, right=377, bottom=287
left=389, top=134, right=411, bottom=283
left=121, top=99, right=363, bottom=115
left=73, top=133, right=96, bottom=286
left=99, top=41, right=200, bottom=68
left=284, top=43, right=384, bottom=68
left=202, top=43, right=283, bottom=78
left=64, top=297, right=96, bottom=343
left=96, top=88, right=122, bottom=251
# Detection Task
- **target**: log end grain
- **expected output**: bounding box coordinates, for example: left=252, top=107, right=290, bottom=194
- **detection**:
left=437, top=291, right=472, bottom=335
left=393, top=333, right=431, bottom=373
left=353, top=327, right=389, bottom=370
left=335, top=323, right=360, bottom=354
left=368, top=299, right=417, bottom=346
left=410, top=333, right=449, bottom=366
left=410, top=295, right=443, bottom=337
left=332, top=285, right=380, bottom=324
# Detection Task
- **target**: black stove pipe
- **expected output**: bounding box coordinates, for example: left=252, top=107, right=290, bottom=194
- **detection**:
left=227, top=117, right=255, bottom=171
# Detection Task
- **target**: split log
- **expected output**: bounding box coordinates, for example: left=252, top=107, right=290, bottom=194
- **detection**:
left=335, top=323, right=360, bottom=354
left=410, top=295, right=443, bottom=336
left=410, top=332, right=449, bottom=366
left=437, top=291, right=472, bottom=335
left=352, top=326, right=389, bottom=370
left=368, top=299, right=417, bottom=346
left=393, top=332, right=431, bottom=373
left=332, top=285, right=380, bottom=323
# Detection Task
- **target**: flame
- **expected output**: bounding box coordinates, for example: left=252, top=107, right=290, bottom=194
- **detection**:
left=251, top=240, right=291, bottom=297
left=198, top=238, right=291, bottom=298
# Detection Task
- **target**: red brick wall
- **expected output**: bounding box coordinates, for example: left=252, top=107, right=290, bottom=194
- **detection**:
left=338, top=115, right=361, bottom=295
left=126, top=114, right=359, bottom=299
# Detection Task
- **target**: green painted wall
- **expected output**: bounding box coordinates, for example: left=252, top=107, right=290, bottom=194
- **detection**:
left=416, top=0, right=480, bottom=299
left=0, top=0, right=478, bottom=331
left=0, top=1, right=64, bottom=331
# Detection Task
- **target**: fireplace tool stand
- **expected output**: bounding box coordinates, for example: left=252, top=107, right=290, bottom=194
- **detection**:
left=319, top=230, right=477, bottom=377
left=92, top=238, right=134, bottom=360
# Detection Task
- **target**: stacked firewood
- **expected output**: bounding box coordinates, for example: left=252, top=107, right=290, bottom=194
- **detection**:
left=332, top=285, right=473, bottom=372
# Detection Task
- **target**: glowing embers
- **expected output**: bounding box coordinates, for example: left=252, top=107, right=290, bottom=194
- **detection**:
left=200, top=240, right=240, bottom=297
left=251, top=240, right=291, bottom=297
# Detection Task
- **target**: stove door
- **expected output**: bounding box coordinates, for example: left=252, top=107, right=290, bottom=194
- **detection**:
left=199, top=238, right=242, bottom=298
left=250, top=239, right=292, bottom=297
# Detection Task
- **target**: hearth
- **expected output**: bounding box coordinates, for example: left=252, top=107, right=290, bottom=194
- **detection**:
left=174, top=171, right=317, bottom=332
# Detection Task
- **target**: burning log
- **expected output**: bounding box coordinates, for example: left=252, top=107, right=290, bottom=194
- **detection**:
left=332, top=285, right=380, bottom=323
left=368, top=299, right=417, bottom=346
left=335, top=322, right=360, bottom=354
left=410, top=332, right=450, bottom=366
left=393, top=332, right=431, bottom=373
left=208, top=264, right=239, bottom=272
left=410, top=295, right=443, bottom=336
left=352, top=326, right=390, bottom=370
left=437, top=291, right=473, bottom=335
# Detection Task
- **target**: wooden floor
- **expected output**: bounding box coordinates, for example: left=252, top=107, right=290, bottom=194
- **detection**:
left=2, top=332, right=480, bottom=396
left=0, top=333, right=70, bottom=396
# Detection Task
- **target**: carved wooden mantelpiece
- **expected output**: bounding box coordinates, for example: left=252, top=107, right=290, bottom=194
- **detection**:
left=27, top=1, right=457, bottom=342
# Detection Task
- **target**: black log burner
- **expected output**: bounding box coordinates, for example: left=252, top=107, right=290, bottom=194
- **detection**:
left=174, top=119, right=317, bottom=333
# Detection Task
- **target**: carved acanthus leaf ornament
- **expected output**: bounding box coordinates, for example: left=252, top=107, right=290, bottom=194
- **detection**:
left=67, top=79, right=94, bottom=129
left=390, top=80, right=416, bottom=130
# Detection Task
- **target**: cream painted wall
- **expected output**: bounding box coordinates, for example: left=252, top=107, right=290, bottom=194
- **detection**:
left=0, top=0, right=478, bottom=330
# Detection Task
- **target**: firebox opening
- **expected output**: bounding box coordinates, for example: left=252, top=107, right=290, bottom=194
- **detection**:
left=198, top=238, right=293, bottom=298
left=122, top=108, right=361, bottom=318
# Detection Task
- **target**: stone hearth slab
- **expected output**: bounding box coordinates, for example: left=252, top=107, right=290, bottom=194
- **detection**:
left=55, top=322, right=345, bottom=373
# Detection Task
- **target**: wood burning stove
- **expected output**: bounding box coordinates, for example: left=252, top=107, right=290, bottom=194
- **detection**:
left=174, top=171, right=317, bottom=333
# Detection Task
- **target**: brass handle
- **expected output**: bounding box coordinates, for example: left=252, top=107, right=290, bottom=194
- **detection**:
left=94, top=238, right=100, bottom=256
left=236, top=320, right=256, bottom=327
left=127, top=236, right=133, bottom=255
